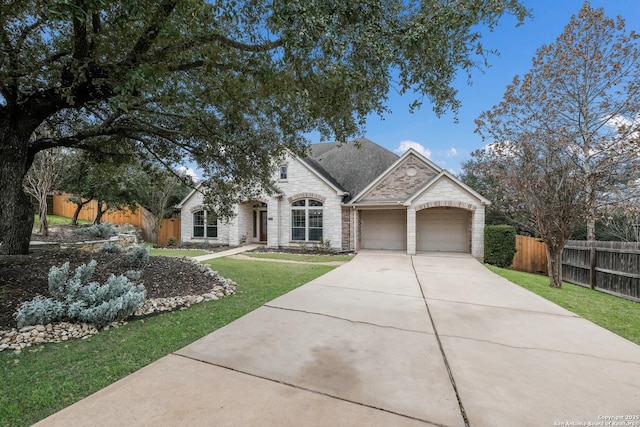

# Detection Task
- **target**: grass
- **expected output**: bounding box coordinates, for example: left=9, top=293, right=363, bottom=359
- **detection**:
left=148, top=248, right=211, bottom=257
left=487, top=265, right=640, bottom=346
left=33, top=214, right=91, bottom=230
left=244, top=252, right=354, bottom=263
left=0, top=259, right=335, bottom=427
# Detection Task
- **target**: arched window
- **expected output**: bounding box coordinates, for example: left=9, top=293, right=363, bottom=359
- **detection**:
left=291, top=199, right=323, bottom=241
left=193, top=210, right=217, bottom=238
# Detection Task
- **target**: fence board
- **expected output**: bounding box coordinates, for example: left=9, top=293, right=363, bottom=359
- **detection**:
left=53, top=193, right=144, bottom=227
left=510, top=235, right=548, bottom=275
left=562, top=240, right=640, bottom=302
left=158, top=219, right=181, bottom=246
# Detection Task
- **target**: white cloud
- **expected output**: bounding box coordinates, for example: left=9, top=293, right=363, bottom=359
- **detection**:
left=176, top=166, right=200, bottom=182
left=394, top=140, right=431, bottom=158
left=445, top=147, right=458, bottom=157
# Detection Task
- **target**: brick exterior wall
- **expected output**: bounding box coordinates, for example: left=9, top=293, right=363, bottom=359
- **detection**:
left=341, top=207, right=351, bottom=250
left=360, top=154, right=437, bottom=202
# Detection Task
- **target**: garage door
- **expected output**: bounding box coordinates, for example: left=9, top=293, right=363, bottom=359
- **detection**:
left=361, top=210, right=407, bottom=250
left=416, top=208, right=469, bottom=252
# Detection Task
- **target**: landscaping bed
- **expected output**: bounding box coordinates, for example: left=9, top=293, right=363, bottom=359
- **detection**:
left=0, top=249, right=232, bottom=331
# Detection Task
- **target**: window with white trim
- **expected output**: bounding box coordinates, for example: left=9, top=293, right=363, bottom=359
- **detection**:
left=279, top=166, right=288, bottom=180
left=291, top=199, right=323, bottom=241
left=193, top=210, right=217, bottom=238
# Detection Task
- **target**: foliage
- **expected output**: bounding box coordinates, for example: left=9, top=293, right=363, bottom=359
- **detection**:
left=126, top=244, right=150, bottom=269
left=484, top=225, right=517, bottom=267
left=86, top=222, right=116, bottom=239
left=14, top=261, right=146, bottom=329
left=98, top=242, right=123, bottom=254
left=0, top=0, right=530, bottom=254
left=22, top=146, right=68, bottom=236
left=0, top=259, right=336, bottom=426
left=166, top=236, right=176, bottom=246
left=474, top=3, right=640, bottom=286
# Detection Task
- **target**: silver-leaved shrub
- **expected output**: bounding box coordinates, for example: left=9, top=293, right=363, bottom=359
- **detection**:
left=14, top=260, right=146, bottom=329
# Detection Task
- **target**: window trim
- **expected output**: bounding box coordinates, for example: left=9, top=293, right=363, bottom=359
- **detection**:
left=193, top=210, right=218, bottom=239
left=290, top=198, right=323, bottom=242
left=279, top=165, right=288, bottom=181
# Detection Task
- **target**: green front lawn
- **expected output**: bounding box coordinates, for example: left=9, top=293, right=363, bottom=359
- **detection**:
left=487, top=265, right=640, bottom=346
left=244, top=252, right=354, bottom=263
left=0, top=259, right=335, bottom=427
left=33, top=214, right=91, bottom=229
left=149, top=248, right=211, bottom=257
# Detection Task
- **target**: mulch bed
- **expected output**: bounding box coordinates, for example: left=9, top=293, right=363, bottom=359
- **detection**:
left=0, top=248, right=222, bottom=330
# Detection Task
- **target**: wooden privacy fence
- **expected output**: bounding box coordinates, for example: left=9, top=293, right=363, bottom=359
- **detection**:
left=52, top=193, right=180, bottom=245
left=510, top=235, right=548, bottom=275
left=53, top=194, right=144, bottom=227
left=562, top=241, right=640, bottom=302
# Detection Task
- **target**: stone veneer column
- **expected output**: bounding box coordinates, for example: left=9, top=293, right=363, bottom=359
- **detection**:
left=471, top=207, right=486, bottom=261
left=267, top=199, right=279, bottom=248
left=407, top=207, right=416, bottom=255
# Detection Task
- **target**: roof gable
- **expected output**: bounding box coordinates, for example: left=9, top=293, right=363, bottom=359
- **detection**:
left=349, top=148, right=441, bottom=204
left=405, top=170, right=491, bottom=206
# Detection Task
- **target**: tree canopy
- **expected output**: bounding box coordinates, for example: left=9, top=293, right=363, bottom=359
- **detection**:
left=0, top=0, right=529, bottom=254
left=474, top=2, right=640, bottom=287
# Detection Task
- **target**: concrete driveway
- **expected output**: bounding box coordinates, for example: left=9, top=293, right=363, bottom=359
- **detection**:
left=36, top=251, right=640, bottom=427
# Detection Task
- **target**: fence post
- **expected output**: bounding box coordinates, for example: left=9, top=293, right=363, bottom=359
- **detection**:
left=589, top=241, right=596, bottom=290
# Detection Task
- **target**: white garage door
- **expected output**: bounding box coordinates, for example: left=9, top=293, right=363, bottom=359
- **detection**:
left=361, top=210, right=407, bottom=250
left=417, top=208, right=470, bottom=252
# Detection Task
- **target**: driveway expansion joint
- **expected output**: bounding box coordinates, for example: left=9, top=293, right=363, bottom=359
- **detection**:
left=314, top=282, right=425, bottom=299
left=171, top=353, right=445, bottom=427
left=424, top=296, right=581, bottom=318
left=411, top=257, right=470, bottom=427
left=263, top=304, right=434, bottom=335
left=440, top=334, right=640, bottom=366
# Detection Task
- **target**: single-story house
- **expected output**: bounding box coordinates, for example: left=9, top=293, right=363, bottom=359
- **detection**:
left=176, top=138, right=490, bottom=260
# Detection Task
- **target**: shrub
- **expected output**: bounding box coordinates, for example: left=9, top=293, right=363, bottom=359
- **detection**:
left=127, top=244, right=150, bottom=268
left=98, top=242, right=123, bottom=254
left=14, top=296, right=64, bottom=328
left=88, top=222, right=116, bottom=239
left=485, top=225, right=517, bottom=267
left=166, top=236, right=176, bottom=246
left=14, top=260, right=146, bottom=329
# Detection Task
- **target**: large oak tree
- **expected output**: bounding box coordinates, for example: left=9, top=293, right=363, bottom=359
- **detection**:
left=0, top=0, right=528, bottom=254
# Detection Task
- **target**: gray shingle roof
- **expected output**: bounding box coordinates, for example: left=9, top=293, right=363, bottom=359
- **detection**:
left=303, top=138, right=399, bottom=201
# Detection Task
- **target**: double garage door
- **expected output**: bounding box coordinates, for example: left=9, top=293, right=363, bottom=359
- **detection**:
left=360, top=208, right=470, bottom=252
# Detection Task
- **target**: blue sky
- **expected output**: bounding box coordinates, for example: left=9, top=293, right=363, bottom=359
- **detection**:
left=331, top=0, right=640, bottom=174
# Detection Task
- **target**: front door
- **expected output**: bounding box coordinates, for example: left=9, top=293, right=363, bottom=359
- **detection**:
left=259, top=211, right=268, bottom=242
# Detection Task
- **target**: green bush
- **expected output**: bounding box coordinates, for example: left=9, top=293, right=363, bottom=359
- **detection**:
left=485, top=225, right=517, bottom=267
left=14, top=260, right=146, bottom=329
left=127, top=244, right=150, bottom=268
left=98, top=242, right=123, bottom=254
left=88, top=222, right=116, bottom=239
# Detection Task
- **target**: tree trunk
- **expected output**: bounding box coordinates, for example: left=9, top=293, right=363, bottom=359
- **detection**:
left=38, top=199, right=49, bottom=236
left=70, top=198, right=92, bottom=226
left=546, top=245, right=563, bottom=288
left=0, top=130, right=35, bottom=255
left=94, top=202, right=107, bottom=224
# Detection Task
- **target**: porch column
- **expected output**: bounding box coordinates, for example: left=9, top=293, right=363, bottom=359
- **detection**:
left=407, top=207, right=416, bottom=255
left=353, top=209, right=359, bottom=251
left=228, top=205, right=240, bottom=246
left=267, top=198, right=279, bottom=249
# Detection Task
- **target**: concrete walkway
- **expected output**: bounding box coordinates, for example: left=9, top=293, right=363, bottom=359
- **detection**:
left=35, top=251, right=640, bottom=427
left=191, top=243, right=261, bottom=261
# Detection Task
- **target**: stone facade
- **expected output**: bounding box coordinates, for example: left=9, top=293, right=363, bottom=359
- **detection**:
left=359, top=154, right=438, bottom=202
left=178, top=145, right=488, bottom=257
left=408, top=175, right=486, bottom=261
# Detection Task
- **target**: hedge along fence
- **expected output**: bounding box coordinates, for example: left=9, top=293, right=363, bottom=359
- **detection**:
left=52, top=193, right=180, bottom=245
left=484, top=225, right=517, bottom=268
